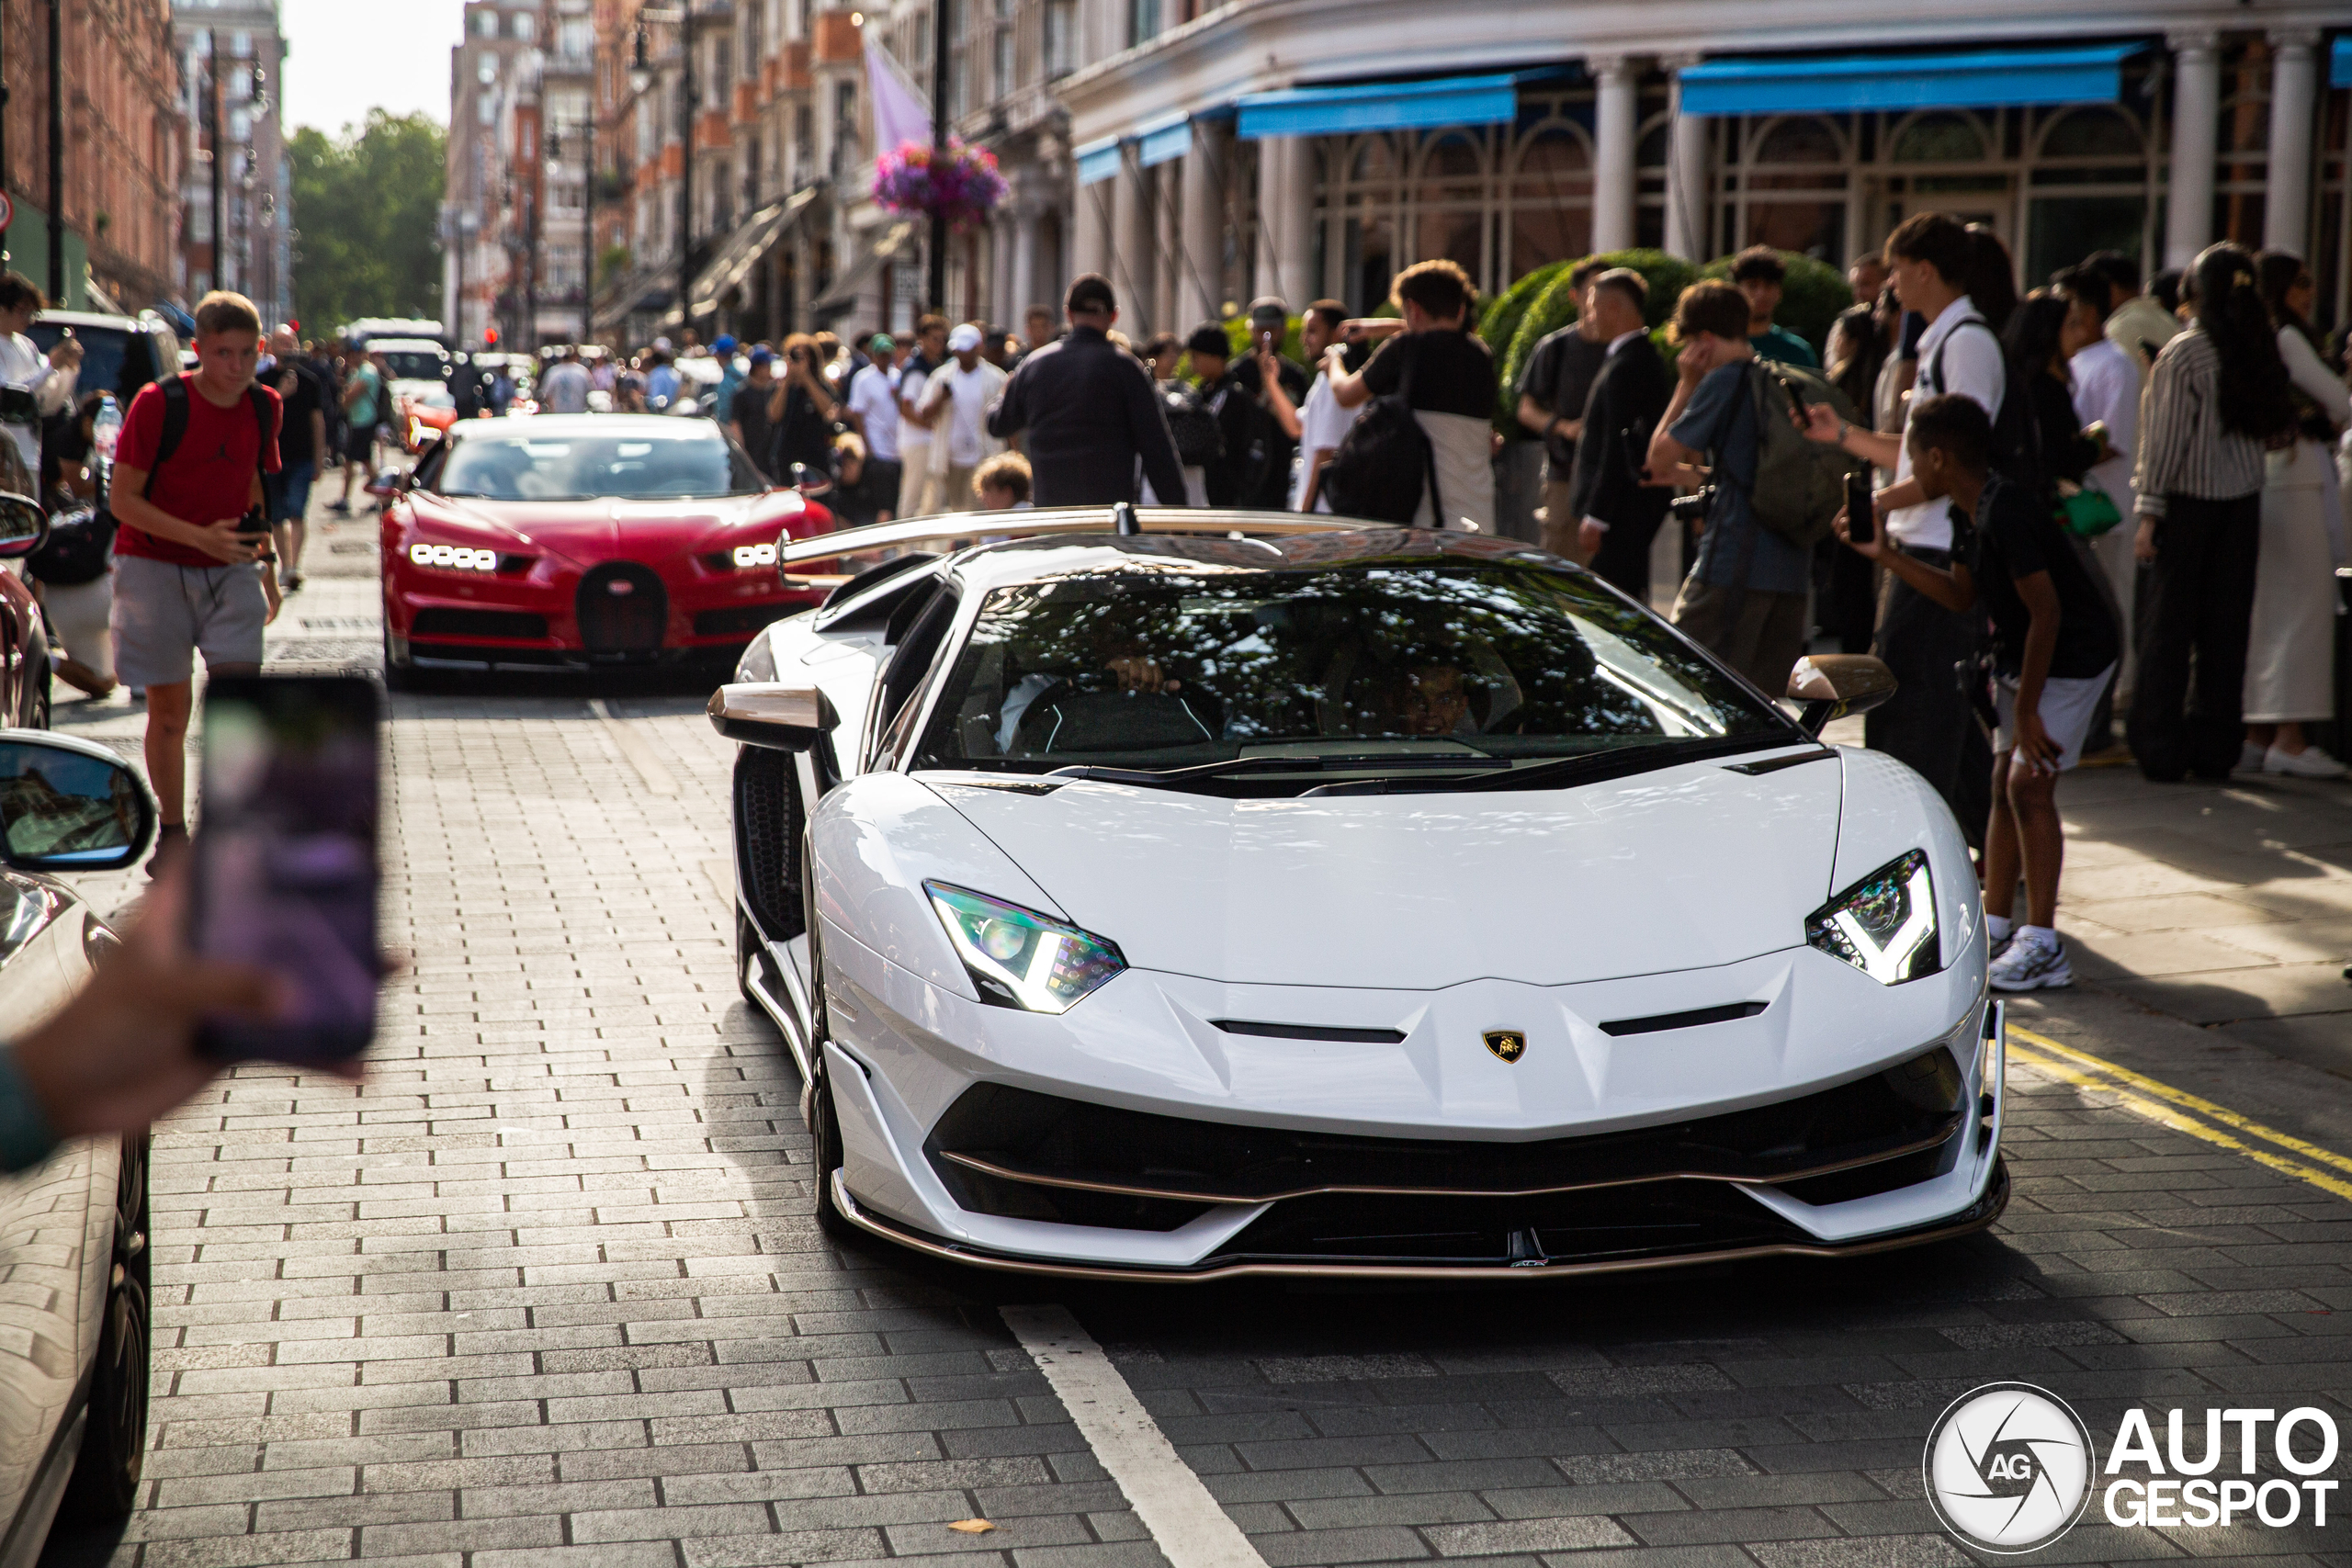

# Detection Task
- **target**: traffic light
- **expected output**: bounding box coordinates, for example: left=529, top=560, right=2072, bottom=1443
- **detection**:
left=484, top=326, right=500, bottom=346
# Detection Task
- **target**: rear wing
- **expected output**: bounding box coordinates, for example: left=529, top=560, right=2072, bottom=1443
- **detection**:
left=779, top=505, right=1380, bottom=570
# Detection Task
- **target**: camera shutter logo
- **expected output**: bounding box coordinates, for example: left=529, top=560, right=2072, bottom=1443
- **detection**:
left=1924, top=1382, right=2096, bottom=1553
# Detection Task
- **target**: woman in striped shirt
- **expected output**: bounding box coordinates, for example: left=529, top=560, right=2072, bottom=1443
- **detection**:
left=2125, top=243, right=2298, bottom=783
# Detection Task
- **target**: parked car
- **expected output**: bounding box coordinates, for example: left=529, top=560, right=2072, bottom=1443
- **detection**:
left=0, top=728, right=166, bottom=1564
left=378, top=414, right=832, bottom=682
left=25, top=310, right=183, bottom=412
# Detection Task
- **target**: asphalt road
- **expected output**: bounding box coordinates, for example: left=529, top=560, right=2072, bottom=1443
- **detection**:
left=37, top=501, right=2352, bottom=1568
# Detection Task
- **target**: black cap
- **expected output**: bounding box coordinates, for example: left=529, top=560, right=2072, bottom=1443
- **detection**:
left=1185, top=324, right=1231, bottom=358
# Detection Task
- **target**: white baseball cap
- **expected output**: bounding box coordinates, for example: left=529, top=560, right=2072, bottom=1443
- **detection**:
left=947, top=323, right=983, bottom=353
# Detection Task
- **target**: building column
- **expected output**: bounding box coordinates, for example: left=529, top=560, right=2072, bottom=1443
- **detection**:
left=1073, top=174, right=1112, bottom=285
left=1114, top=152, right=1156, bottom=332
left=2265, top=30, right=2321, bottom=254
left=2165, top=30, right=2221, bottom=268
left=1180, top=127, right=1222, bottom=328
left=1012, top=202, right=1040, bottom=324
left=1662, top=57, right=1709, bottom=263
left=1256, top=136, right=1314, bottom=311
left=1591, top=54, right=1638, bottom=255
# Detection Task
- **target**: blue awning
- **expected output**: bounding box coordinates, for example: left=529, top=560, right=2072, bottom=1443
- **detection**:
left=1679, top=43, right=2144, bottom=116
left=1236, top=72, right=1521, bottom=141
left=1134, top=111, right=1193, bottom=169
left=1075, top=135, right=1122, bottom=186
left=2333, top=36, right=2351, bottom=89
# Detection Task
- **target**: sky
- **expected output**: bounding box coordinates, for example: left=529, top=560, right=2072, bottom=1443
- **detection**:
left=279, top=0, right=465, bottom=136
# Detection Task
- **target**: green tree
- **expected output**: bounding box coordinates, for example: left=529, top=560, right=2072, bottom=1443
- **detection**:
left=288, top=110, right=447, bottom=333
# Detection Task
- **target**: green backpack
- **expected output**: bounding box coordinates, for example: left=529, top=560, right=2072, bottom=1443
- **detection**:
left=1719, top=359, right=1864, bottom=550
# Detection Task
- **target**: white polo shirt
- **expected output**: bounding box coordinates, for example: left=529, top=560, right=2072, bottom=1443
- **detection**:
left=1886, top=295, right=2002, bottom=552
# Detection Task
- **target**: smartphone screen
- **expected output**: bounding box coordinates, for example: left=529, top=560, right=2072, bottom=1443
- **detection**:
left=193, top=675, right=382, bottom=1065
left=1847, top=472, right=1876, bottom=546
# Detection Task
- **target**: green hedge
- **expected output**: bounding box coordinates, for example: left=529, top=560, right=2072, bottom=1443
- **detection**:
left=1495, top=250, right=1698, bottom=434
left=1477, top=260, right=1568, bottom=371
left=1696, top=250, right=1849, bottom=358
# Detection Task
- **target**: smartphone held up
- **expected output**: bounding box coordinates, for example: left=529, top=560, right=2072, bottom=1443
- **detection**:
left=192, top=675, right=383, bottom=1066
left=1846, top=471, right=1876, bottom=547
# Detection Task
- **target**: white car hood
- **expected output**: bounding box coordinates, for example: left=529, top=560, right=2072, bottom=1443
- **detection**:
left=933, top=753, right=1844, bottom=989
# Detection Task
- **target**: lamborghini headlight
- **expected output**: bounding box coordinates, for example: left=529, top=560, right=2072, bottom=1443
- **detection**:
left=1804, top=849, right=1940, bottom=984
left=924, top=881, right=1125, bottom=1013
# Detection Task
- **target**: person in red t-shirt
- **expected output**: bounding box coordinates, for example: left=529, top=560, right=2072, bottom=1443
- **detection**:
left=107, top=290, right=285, bottom=874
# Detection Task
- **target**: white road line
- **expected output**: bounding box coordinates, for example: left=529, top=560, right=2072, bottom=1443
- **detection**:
left=587, top=698, right=680, bottom=795
left=1001, top=1303, right=1270, bottom=1568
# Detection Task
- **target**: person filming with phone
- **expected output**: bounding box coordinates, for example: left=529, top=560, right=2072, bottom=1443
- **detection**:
left=1831, top=393, right=2116, bottom=995
left=104, top=290, right=285, bottom=877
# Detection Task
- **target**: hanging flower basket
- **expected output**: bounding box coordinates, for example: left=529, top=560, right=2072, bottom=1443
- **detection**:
left=873, top=139, right=1008, bottom=231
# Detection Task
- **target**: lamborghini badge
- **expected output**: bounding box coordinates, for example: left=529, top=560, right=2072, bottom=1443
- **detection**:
left=1484, top=1030, right=1526, bottom=1064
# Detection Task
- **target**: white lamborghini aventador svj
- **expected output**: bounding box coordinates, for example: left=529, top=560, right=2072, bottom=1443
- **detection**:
left=711, top=510, right=2007, bottom=1280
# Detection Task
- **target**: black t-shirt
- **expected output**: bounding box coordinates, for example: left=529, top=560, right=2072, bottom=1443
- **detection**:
left=1517, top=325, right=1609, bottom=467
left=734, top=378, right=780, bottom=479
left=775, top=384, right=833, bottom=475
left=273, top=360, right=325, bottom=467
left=1960, top=473, right=2119, bottom=680
left=1361, top=330, right=1498, bottom=422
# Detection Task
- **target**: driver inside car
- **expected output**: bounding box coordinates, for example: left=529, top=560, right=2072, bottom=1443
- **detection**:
left=1396, top=663, right=1476, bottom=738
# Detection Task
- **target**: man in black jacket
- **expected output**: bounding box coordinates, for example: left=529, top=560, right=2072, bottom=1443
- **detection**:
left=1562, top=269, right=1673, bottom=604
left=986, top=274, right=1189, bottom=508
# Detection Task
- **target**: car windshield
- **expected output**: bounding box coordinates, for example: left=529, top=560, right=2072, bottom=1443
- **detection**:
left=913, top=558, right=1797, bottom=787
left=28, top=323, right=154, bottom=406
left=434, top=428, right=764, bottom=501
left=378, top=349, right=447, bottom=382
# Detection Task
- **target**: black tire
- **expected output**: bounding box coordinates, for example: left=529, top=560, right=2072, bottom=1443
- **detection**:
left=58, top=1133, right=151, bottom=1522
left=381, top=631, right=421, bottom=693
left=736, top=908, right=759, bottom=1002
left=808, top=1060, right=856, bottom=1238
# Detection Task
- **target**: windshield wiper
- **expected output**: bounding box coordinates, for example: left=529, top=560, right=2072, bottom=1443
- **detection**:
left=1045, top=753, right=1512, bottom=788
left=1389, top=733, right=1792, bottom=794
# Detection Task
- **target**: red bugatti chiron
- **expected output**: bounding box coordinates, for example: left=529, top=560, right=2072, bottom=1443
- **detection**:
left=379, top=413, right=831, bottom=683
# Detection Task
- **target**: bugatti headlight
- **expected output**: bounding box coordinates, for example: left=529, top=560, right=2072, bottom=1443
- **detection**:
left=732, top=542, right=779, bottom=569
left=1805, top=849, right=1940, bottom=984
left=408, top=542, right=500, bottom=572
left=924, top=881, right=1125, bottom=1013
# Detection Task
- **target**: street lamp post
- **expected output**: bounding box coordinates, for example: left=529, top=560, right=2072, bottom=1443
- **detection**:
left=208, top=32, right=226, bottom=296
left=45, top=0, right=61, bottom=302
left=928, top=0, right=949, bottom=312
left=676, top=0, right=695, bottom=343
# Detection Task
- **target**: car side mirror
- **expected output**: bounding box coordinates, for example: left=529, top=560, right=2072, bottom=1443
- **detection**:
left=708, top=682, right=838, bottom=750
left=0, top=731, right=158, bottom=872
left=0, top=492, right=50, bottom=559
left=1786, top=654, right=1897, bottom=736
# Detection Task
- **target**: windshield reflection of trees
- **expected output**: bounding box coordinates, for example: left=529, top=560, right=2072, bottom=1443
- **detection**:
left=917, top=563, right=1779, bottom=771
left=438, top=434, right=760, bottom=502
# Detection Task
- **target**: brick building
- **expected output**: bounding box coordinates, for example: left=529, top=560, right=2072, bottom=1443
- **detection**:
left=3, top=0, right=184, bottom=312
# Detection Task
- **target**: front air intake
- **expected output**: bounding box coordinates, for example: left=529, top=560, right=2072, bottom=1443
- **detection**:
left=576, top=562, right=668, bottom=654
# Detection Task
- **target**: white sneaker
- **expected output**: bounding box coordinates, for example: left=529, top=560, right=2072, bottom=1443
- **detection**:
left=2265, top=744, right=2348, bottom=779
left=2239, top=740, right=2270, bottom=773
left=1989, top=933, right=2073, bottom=992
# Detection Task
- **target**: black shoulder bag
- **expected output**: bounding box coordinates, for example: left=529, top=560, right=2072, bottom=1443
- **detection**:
left=1322, top=343, right=1441, bottom=525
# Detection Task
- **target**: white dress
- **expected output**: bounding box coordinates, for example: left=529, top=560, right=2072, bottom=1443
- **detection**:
left=2244, top=327, right=2351, bottom=723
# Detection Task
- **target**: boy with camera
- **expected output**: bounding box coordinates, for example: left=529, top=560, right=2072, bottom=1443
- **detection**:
left=105, top=291, right=284, bottom=874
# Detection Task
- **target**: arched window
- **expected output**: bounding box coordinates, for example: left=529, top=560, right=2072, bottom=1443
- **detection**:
left=1508, top=124, right=1590, bottom=276
left=1890, top=112, right=1988, bottom=164
left=2038, top=107, right=2142, bottom=161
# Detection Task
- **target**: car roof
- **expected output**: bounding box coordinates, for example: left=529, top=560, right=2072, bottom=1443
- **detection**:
left=445, top=412, right=720, bottom=438
left=370, top=338, right=448, bottom=353
left=30, top=310, right=153, bottom=333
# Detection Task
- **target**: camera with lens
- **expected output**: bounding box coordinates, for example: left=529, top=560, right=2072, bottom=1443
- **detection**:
left=1668, top=486, right=1714, bottom=523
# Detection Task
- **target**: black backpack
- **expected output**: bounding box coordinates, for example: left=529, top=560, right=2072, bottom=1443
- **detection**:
left=1922, top=317, right=2030, bottom=490
left=1321, top=346, right=1438, bottom=525
left=1160, top=381, right=1223, bottom=468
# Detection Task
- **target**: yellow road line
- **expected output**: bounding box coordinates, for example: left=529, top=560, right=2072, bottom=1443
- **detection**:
left=2007, top=1041, right=2352, bottom=1205
left=2009, top=1024, right=2352, bottom=1177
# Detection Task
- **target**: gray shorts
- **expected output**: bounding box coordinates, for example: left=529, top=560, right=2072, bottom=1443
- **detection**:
left=1995, top=663, right=2117, bottom=773
left=111, top=555, right=267, bottom=687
